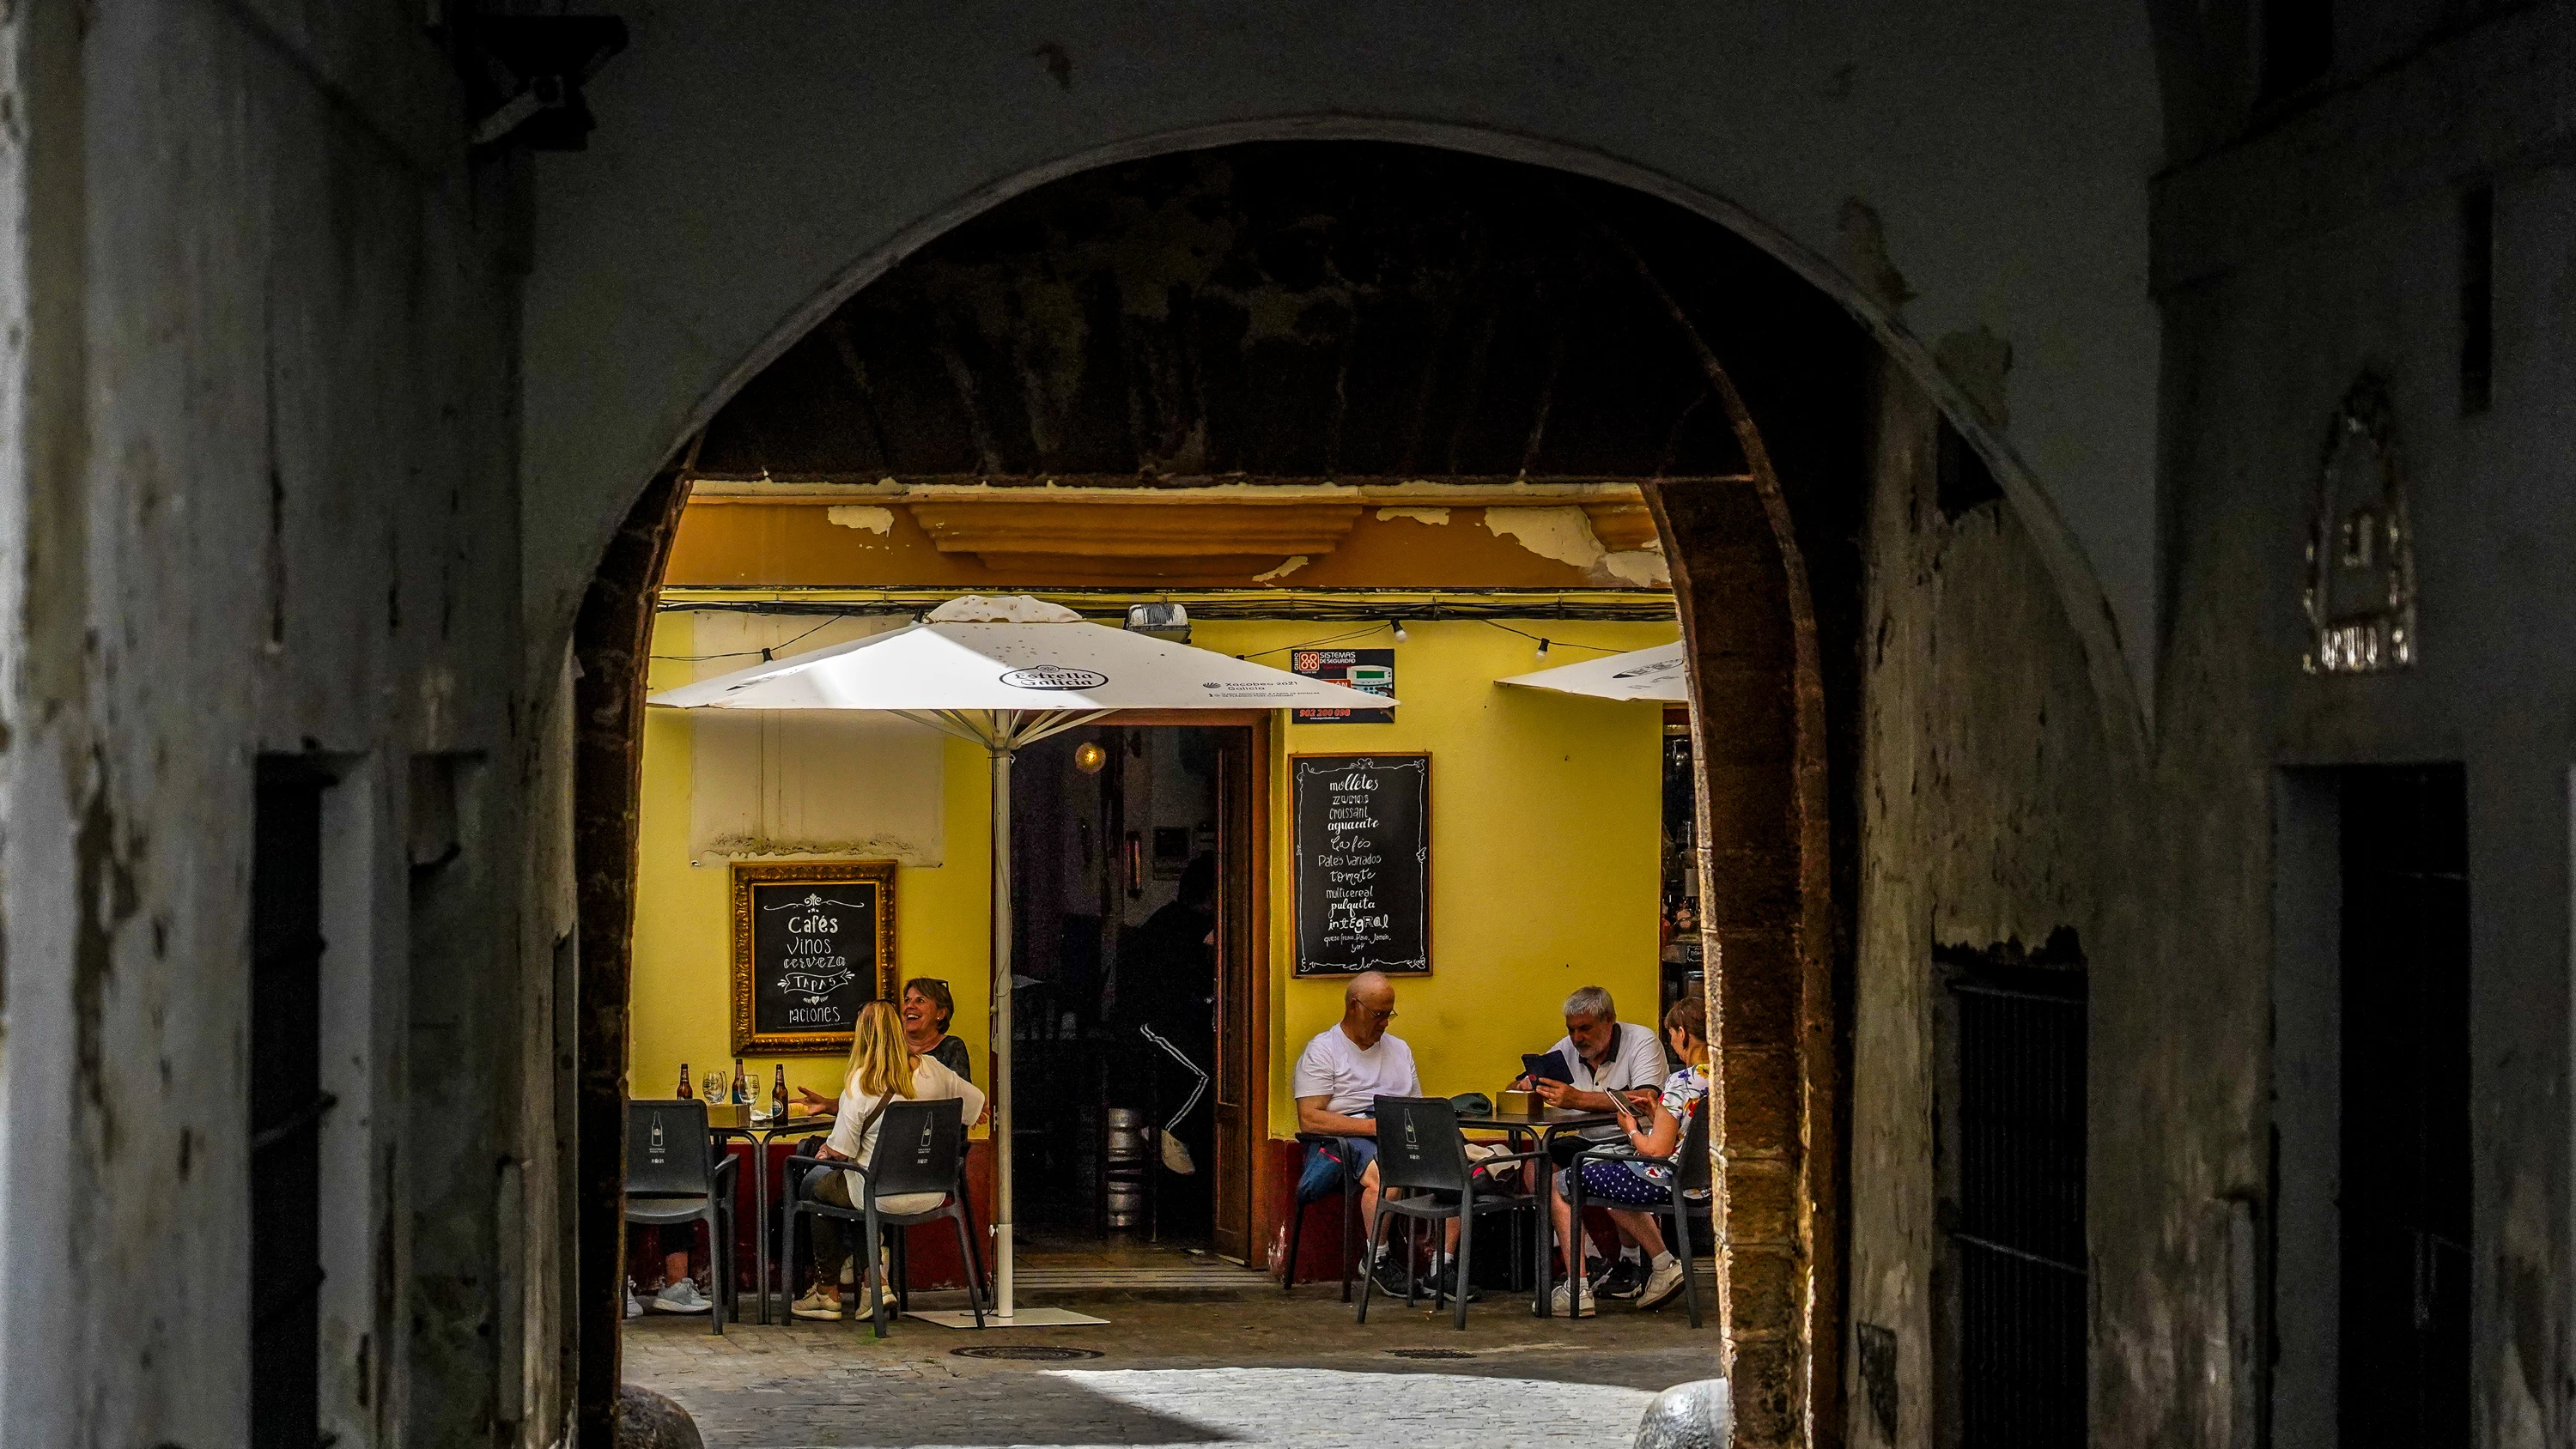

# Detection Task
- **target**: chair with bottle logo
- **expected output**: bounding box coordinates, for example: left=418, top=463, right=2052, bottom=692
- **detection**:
left=1566, top=1097, right=1711, bottom=1328
left=1355, top=1095, right=1546, bottom=1330
left=782, top=1097, right=987, bottom=1334
left=624, top=1098, right=740, bottom=1334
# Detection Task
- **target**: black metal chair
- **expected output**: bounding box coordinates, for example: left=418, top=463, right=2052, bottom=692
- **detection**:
left=781, top=1098, right=987, bottom=1334
left=1355, top=1096, right=1546, bottom=1330
left=1283, top=1131, right=1367, bottom=1300
left=623, top=1098, right=740, bottom=1334
left=1567, top=1098, right=1712, bottom=1327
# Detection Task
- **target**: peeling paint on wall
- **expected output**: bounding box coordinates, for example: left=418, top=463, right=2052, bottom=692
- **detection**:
left=1250, top=555, right=1309, bottom=581
left=1484, top=506, right=1605, bottom=568
left=1376, top=506, right=1451, bottom=525
left=1601, top=548, right=1671, bottom=588
left=825, top=505, right=895, bottom=537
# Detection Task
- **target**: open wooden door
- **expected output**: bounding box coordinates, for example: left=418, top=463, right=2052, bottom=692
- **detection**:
left=1210, top=720, right=1267, bottom=1261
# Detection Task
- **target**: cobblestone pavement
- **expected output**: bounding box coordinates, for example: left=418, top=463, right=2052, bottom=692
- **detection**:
left=626, top=1279, right=1719, bottom=1448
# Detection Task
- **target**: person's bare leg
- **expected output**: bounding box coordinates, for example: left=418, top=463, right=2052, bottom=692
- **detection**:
left=1609, top=1208, right=1667, bottom=1260
left=664, top=1248, right=690, bottom=1288
left=1360, top=1160, right=1382, bottom=1224
left=1549, top=1174, right=1583, bottom=1282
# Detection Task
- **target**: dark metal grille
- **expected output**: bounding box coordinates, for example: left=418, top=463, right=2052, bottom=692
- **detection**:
left=1951, top=971, right=2087, bottom=1447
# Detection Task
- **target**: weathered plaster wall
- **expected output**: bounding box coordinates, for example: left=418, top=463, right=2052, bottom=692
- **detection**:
left=0, top=6, right=560, bottom=1447
left=1843, top=361, right=2132, bottom=1446
left=2142, top=13, right=2576, bottom=1443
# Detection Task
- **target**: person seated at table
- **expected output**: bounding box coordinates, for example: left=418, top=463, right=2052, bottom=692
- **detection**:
left=1292, top=971, right=1461, bottom=1298
left=1510, top=985, right=1670, bottom=1296
left=629, top=1228, right=711, bottom=1315
left=1546, top=995, right=1710, bottom=1316
left=901, top=977, right=973, bottom=1082
left=789, top=979, right=971, bottom=1121
left=790, top=1000, right=987, bottom=1320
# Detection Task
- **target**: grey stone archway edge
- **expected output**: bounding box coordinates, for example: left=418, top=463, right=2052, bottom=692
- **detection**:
left=526, top=10, right=2160, bottom=750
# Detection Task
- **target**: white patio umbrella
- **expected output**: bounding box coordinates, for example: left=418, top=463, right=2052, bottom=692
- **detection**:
left=1496, top=639, right=1687, bottom=702
left=649, top=595, right=1393, bottom=1319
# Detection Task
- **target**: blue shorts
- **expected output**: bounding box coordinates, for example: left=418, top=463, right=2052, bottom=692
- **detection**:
left=1297, top=1135, right=1378, bottom=1203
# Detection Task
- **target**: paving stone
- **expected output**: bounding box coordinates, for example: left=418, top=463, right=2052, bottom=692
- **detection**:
left=628, top=1277, right=1722, bottom=1448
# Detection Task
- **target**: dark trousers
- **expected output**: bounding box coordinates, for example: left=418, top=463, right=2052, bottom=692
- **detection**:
left=801, top=1165, right=860, bottom=1286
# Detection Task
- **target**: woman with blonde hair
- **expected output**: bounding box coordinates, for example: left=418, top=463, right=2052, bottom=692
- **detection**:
left=792, top=999, right=986, bottom=1319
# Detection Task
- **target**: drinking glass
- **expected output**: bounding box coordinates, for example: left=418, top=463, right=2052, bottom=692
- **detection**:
left=702, top=1070, right=726, bottom=1102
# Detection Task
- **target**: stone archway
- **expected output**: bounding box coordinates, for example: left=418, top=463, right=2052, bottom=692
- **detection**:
left=567, top=139, right=1977, bottom=1449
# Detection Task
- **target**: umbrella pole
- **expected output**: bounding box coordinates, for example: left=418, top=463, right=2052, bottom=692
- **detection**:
left=987, top=738, right=1015, bottom=1319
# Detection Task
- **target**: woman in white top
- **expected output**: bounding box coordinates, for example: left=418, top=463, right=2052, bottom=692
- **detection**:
left=792, top=1001, right=987, bottom=1320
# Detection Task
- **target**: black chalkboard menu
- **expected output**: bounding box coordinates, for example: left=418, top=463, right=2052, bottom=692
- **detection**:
left=730, top=861, right=899, bottom=1053
left=1291, top=754, right=1431, bottom=976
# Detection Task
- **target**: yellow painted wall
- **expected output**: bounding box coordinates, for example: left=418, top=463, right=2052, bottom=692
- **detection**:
left=628, top=611, right=1671, bottom=1142
left=1208, top=619, right=1672, bottom=1136
left=628, top=612, right=994, bottom=1111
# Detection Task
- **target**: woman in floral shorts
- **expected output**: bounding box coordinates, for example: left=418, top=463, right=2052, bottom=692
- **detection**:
left=1547, top=996, right=1709, bottom=1315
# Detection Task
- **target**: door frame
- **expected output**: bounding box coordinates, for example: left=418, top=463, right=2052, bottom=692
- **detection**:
left=1098, top=709, right=1273, bottom=1262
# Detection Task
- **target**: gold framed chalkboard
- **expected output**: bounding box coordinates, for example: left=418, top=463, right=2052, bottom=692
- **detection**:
left=730, top=861, right=899, bottom=1054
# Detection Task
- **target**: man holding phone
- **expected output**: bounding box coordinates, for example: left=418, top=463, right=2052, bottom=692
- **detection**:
left=1509, top=985, right=1670, bottom=1303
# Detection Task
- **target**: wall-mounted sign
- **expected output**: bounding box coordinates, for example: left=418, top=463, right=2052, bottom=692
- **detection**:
left=1291, top=754, right=1431, bottom=976
left=1290, top=648, right=1395, bottom=724
left=2301, top=376, right=2417, bottom=675
left=731, top=861, right=898, bottom=1053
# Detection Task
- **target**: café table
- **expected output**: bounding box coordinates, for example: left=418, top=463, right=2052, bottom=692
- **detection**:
left=1454, top=1104, right=1619, bottom=1317
left=706, top=1111, right=835, bottom=1325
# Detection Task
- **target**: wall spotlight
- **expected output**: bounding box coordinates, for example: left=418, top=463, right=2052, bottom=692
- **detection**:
left=1073, top=742, right=1108, bottom=774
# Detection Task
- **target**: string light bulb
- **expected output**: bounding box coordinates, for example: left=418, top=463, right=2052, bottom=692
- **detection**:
left=1535, top=637, right=1552, bottom=661
left=1073, top=742, right=1108, bottom=774
left=1391, top=619, right=1409, bottom=643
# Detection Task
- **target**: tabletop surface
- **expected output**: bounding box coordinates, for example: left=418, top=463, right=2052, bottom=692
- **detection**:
left=1456, top=1107, right=1619, bottom=1129
left=708, top=1114, right=833, bottom=1135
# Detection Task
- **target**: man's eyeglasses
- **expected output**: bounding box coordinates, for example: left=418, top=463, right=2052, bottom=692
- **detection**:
left=1361, top=1007, right=1397, bottom=1022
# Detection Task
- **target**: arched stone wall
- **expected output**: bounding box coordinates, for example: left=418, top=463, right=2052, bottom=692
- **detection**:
left=566, top=142, right=1882, bottom=1449
left=526, top=3, right=2162, bottom=737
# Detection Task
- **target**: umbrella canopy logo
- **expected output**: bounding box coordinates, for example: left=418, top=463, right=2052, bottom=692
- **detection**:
left=1611, top=658, right=1685, bottom=680
left=999, top=666, right=1109, bottom=690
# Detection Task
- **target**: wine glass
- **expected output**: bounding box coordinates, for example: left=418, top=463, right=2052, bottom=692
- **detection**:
left=702, top=1069, right=726, bottom=1102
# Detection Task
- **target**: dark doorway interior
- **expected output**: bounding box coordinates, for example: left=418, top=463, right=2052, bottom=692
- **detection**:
left=1937, top=949, right=2087, bottom=1448
left=249, top=758, right=333, bottom=1449
left=2336, top=765, right=2470, bottom=1448
left=1010, top=725, right=1231, bottom=1251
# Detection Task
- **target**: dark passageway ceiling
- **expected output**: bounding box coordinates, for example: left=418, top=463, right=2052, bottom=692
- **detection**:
left=697, top=143, right=1863, bottom=485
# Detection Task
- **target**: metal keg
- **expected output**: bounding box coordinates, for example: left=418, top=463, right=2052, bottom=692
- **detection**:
left=1104, top=1179, right=1143, bottom=1228
left=1104, top=1107, right=1149, bottom=1162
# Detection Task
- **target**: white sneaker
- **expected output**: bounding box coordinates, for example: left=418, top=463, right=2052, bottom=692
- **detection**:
left=624, top=1280, right=644, bottom=1319
left=651, top=1279, right=712, bottom=1314
left=1637, top=1257, right=1687, bottom=1311
left=791, top=1285, right=843, bottom=1321
left=1160, top=1130, right=1197, bottom=1175
left=1550, top=1277, right=1597, bottom=1318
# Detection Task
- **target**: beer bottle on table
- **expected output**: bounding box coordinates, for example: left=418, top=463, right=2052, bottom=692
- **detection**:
left=677, top=1064, right=693, bottom=1099
left=732, top=1058, right=749, bottom=1103
left=770, top=1064, right=787, bottom=1120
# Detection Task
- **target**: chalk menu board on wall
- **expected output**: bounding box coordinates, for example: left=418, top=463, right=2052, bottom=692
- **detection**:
left=1291, top=755, right=1431, bottom=976
left=732, top=861, right=899, bottom=1053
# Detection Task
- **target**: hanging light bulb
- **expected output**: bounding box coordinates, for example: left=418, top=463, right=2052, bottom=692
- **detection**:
left=1535, top=637, right=1552, bottom=661
left=1073, top=742, right=1108, bottom=774
left=1391, top=618, right=1409, bottom=643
